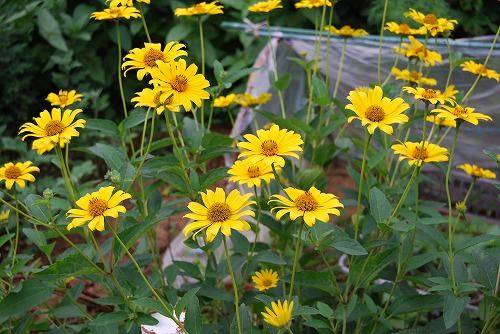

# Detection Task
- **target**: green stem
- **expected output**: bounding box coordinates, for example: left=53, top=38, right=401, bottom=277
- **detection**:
left=109, top=272, right=134, bottom=310
left=56, top=146, right=76, bottom=204
left=223, top=236, right=242, bottom=334
left=386, top=166, right=420, bottom=226
left=377, top=0, right=389, bottom=84
left=333, top=38, right=347, bottom=98
left=198, top=16, right=206, bottom=128
left=11, top=192, right=19, bottom=268
left=354, top=133, right=372, bottom=240
left=266, top=15, right=287, bottom=119
left=288, top=219, right=304, bottom=301
left=138, top=2, right=151, bottom=43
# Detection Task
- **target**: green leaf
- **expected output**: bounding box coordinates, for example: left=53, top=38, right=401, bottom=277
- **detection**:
left=273, top=74, right=291, bottom=92
left=120, top=108, right=151, bottom=130
left=223, top=67, right=259, bottom=88
left=5, top=1, right=41, bottom=24
left=34, top=253, right=103, bottom=281
left=175, top=287, right=200, bottom=319
left=443, top=294, right=469, bottom=329
left=173, top=261, right=202, bottom=279
left=167, top=23, right=194, bottom=42
left=185, top=295, right=202, bottom=334
left=37, top=8, right=68, bottom=51
left=316, top=301, right=334, bottom=318
left=157, top=166, right=189, bottom=194
left=199, top=166, right=229, bottom=190
left=85, top=118, right=119, bottom=136
left=0, top=233, right=15, bottom=248
left=389, top=295, right=443, bottom=315
left=348, top=246, right=398, bottom=289
left=89, top=143, right=127, bottom=171
left=415, top=222, right=448, bottom=251
left=112, top=217, right=161, bottom=261
left=197, top=147, right=240, bottom=163
left=294, top=168, right=324, bottom=190
left=22, top=227, right=46, bottom=248
left=230, top=230, right=250, bottom=256
left=0, top=279, right=53, bottom=317
left=231, top=304, right=253, bottom=334
left=255, top=109, right=311, bottom=135
left=406, top=252, right=443, bottom=270
left=202, top=132, right=234, bottom=148
left=132, top=298, right=174, bottom=317
left=455, top=235, right=500, bottom=253
left=369, top=187, right=392, bottom=223
left=472, top=250, right=497, bottom=291
left=295, top=306, right=320, bottom=315
left=90, top=311, right=129, bottom=326
left=253, top=250, right=287, bottom=265
left=281, top=271, right=341, bottom=295
left=25, top=194, right=50, bottom=223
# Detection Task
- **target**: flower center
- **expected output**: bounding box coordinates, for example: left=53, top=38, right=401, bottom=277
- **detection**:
left=262, top=279, right=272, bottom=287
left=412, top=147, right=429, bottom=160
left=423, top=14, right=438, bottom=25
left=171, top=75, right=188, bottom=92
left=452, top=106, right=467, bottom=116
left=109, top=7, right=121, bottom=15
left=472, top=167, right=482, bottom=177
left=261, top=140, right=278, bottom=156
left=4, top=166, right=21, bottom=179
left=399, top=23, right=410, bottom=33
left=165, top=96, right=174, bottom=105
left=58, top=92, right=68, bottom=103
left=247, top=165, right=261, bottom=178
left=45, top=120, right=66, bottom=136
left=143, top=49, right=165, bottom=67
left=422, top=89, right=438, bottom=99
left=88, top=198, right=108, bottom=217
left=295, top=191, right=319, bottom=212
left=153, top=92, right=162, bottom=104
left=365, top=105, right=385, bottom=122
left=207, top=202, right=231, bottom=223
left=410, top=71, right=420, bottom=81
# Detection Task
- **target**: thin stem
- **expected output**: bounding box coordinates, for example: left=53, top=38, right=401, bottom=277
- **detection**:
left=198, top=16, right=206, bottom=128
left=223, top=236, right=242, bottom=334
left=56, top=146, right=76, bottom=204
left=333, top=38, right=347, bottom=98
left=288, top=219, right=304, bottom=301
left=266, top=15, right=287, bottom=119
left=138, top=2, right=151, bottom=43
left=354, top=133, right=372, bottom=241
left=377, top=0, right=389, bottom=84
left=11, top=192, right=20, bottom=268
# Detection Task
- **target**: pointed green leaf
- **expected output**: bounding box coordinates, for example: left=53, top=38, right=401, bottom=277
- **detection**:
left=231, top=304, right=253, bottom=334
left=369, top=187, right=392, bottom=223
left=85, top=118, right=119, bottom=136
left=455, top=235, right=500, bottom=253
left=443, top=294, right=469, bottom=329
left=34, top=253, right=103, bottom=281
left=25, top=194, right=50, bottom=223
left=89, top=143, right=127, bottom=171
left=0, top=280, right=53, bottom=317
left=281, top=271, right=341, bottom=295
left=348, top=246, right=398, bottom=289
left=185, top=295, right=202, bottom=334
left=90, top=311, right=129, bottom=326
left=175, top=287, right=200, bottom=319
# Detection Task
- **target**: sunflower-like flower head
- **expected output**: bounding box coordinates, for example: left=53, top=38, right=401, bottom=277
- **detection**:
left=0, top=210, right=9, bottom=221
left=294, top=0, right=332, bottom=9
left=149, top=59, right=211, bottom=112
left=0, top=161, right=40, bottom=190
left=324, top=25, right=368, bottom=38
left=431, top=104, right=492, bottom=126
left=214, top=94, right=237, bottom=108
left=19, top=108, right=86, bottom=155
left=391, top=68, right=437, bottom=86
left=174, top=1, right=224, bottom=16
left=183, top=188, right=255, bottom=242
left=252, top=269, right=279, bottom=291
left=237, top=124, right=304, bottom=167
left=67, top=186, right=132, bottom=232
left=391, top=141, right=449, bottom=167
left=122, top=42, right=187, bottom=80
left=395, top=36, right=442, bottom=66
left=460, top=60, right=500, bottom=82
left=228, top=159, right=277, bottom=187
left=249, top=0, right=283, bottom=13
left=107, top=0, right=150, bottom=7
left=457, top=164, right=496, bottom=179
left=384, top=22, right=427, bottom=36
left=403, top=86, right=455, bottom=106
left=346, top=85, right=409, bottom=135
left=269, top=186, right=343, bottom=227
left=262, top=300, right=293, bottom=328
left=90, top=6, right=141, bottom=20
left=404, top=8, right=457, bottom=37
left=426, top=115, right=456, bottom=128
left=46, top=90, right=83, bottom=108
left=131, top=86, right=181, bottom=114
left=235, top=93, right=272, bottom=107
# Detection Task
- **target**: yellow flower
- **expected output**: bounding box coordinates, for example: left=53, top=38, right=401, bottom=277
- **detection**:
left=67, top=186, right=131, bottom=232
left=457, top=164, right=496, bottom=179
left=149, top=59, right=211, bottom=112
left=294, top=0, right=332, bottom=9
left=391, top=141, right=449, bottom=167
left=403, top=86, right=455, bottom=106
left=324, top=25, right=368, bottom=38
left=431, top=104, right=492, bottom=126
left=131, top=87, right=180, bottom=114
left=460, top=60, right=500, bottom=81
left=183, top=188, right=255, bottom=242
left=262, top=300, right=293, bottom=328
left=107, top=0, right=150, bottom=7
left=235, top=93, right=272, bottom=107
left=174, top=1, right=224, bottom=16
left=346, top=85, right=409, bottom=135
left=213, top=94, right=237, bottom=108
left=426, top=115, right=456, bottom=128
left=46, top=90, right=83, bottom=108
left=252, top=269, right=279, bottom=291
left=0, top=210, right=10, bottom=221
left=0, top=161, right=40, bottom=190
left=237, top=124, right=304, bottom=167
left=228, top=159, right=276, bottom=187
left=122, top=42, right=187, bottom=80
left=395, top=36, right=442, bottom=66
left=391, top=68, right=437, bottom=86
left=90, top=6, right=141, bottom=20
left=384, top=22, right=427, bottom=36
left=248, top=0, right=283, bottom=12
left=442, top=84, right=459, bottom=101
left=269, top=186, right=343, bottom=227
left=19, top=108, right=86, bottom=155
left=404, top=8, right=457, bottom=37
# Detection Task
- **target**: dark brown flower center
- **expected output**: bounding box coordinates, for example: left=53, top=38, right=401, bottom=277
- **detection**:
left=207, top=202, right=231, bottom=223
left=295, top=191, right=319, bottom=212
left=365, top=105, right=385, bottom=122
left=143, top=49, right=165, bottom=67
left=5, top=166, right=21, bottom=179
left=452, top=106, right=467, bottom=116
left=262, top=279, right=272, bottom=287
left=261, top=140, right=278, bottom=156
left=109, top=7, right=121, bottom=15
left=410, top=71, right=420, bottom=81
left=412, top=147, right=429, bottom=160
left=45, top=120, right=66, bottom=136
left=247, top=165, right=261, bottom=178
left=88, top=198, right=108, bottom=217
left=423, top=14, right=438, bottom=25
left=171, top=75, right=188, bottom=92
left=153, top=92, right=162, bottom=104
left=422, top=89, right=438, bottom=99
